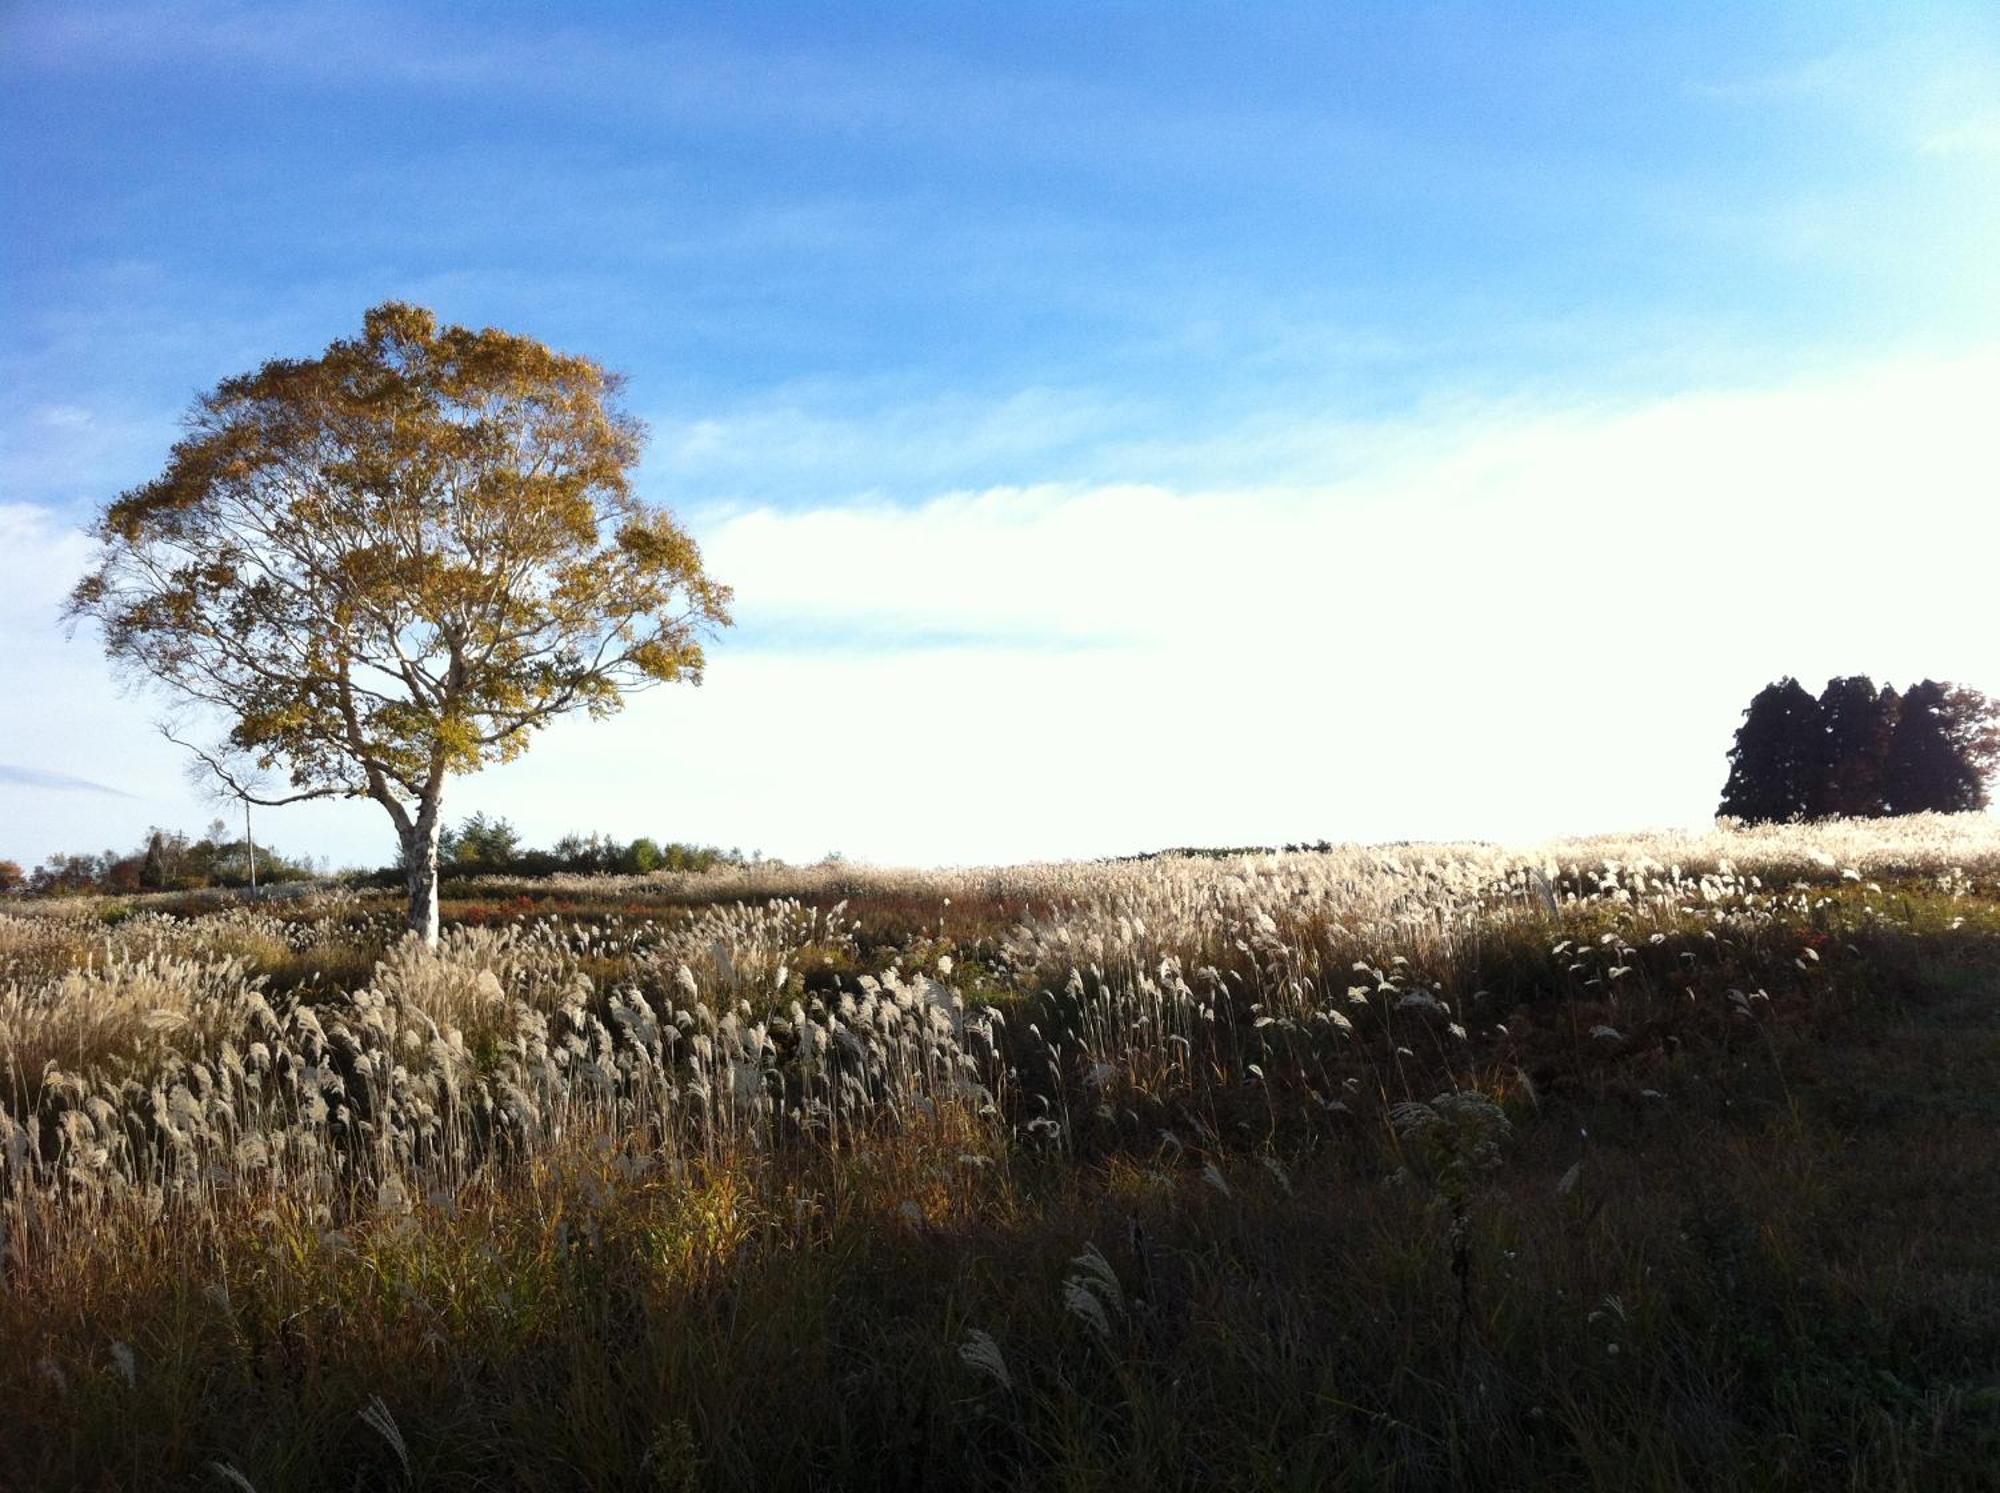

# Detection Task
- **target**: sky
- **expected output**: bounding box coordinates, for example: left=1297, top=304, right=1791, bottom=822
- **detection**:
left=2, top=1, right=1998, bottom=870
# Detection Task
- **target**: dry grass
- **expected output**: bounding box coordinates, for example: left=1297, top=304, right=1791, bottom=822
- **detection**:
left=1, top=952, right=269, bottom=1111
left=3, top=814, right=1998, bottom=1489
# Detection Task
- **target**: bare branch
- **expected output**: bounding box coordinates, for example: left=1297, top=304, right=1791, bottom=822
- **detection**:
left=162, top=728, right=362, bottom=808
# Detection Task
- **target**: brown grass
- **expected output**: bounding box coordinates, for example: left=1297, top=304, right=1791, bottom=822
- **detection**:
left=3, top=825, right=1998, bottom=1489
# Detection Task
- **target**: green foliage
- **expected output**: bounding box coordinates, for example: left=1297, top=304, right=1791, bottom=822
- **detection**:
left=451, top=811, right=522, bottom=869
left=22, top=824, right=314, bottom=896
left=373, top=818, right=748, bottom=884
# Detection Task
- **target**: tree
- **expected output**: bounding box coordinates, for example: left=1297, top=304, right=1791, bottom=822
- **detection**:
left=0, top=861, right=23, bottom=896
left=140, top=830, right=171, bottom=890
left=1883, top=680, right=1991, bottom=814
left=30, top=853, right=103, bottom=896
left=69, top=303, right=732, bottom=943
left=1816, top=676, right=1897, bottom=819
left=552, top=831, right=618, bottom=874
left=1718, top=678, right=1825, bottom=824
left=1942, top=684, right=2000, bottom=796
left=452, top=811, right=522, bottom=869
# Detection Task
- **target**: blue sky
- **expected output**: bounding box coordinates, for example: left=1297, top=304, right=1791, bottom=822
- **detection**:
left=3, top=2, right=1998, bottom=868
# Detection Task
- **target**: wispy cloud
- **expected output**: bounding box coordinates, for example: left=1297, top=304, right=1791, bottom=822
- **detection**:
left=10, top=3, right=1289, bottom=166
left=1697, top=30, right=2000, bottom=155
left=0, top=504, right=93, bottom=617
left=0, top=764, right=131, bottom=797
left=651, top=384, right=1150, bottom=506
left=5, top=0, right=1563, bottom=213
left=1922, top=113, right=2000, bottom=157
left=728, top=615, right=1126, bottom=656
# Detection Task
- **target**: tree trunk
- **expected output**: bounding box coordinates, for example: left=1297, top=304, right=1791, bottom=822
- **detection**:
left=402, top=801, right=443, bottom=947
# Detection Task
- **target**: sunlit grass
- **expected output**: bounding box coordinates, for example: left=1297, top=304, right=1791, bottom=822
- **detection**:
left=3, top=813, right=1998, bottom=1488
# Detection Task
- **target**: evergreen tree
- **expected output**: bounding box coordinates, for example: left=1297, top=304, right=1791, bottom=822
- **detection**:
left=1816, top=676, right=1896, bottom=818
left=140, top=830, right=170, bottom=890
left=1875, top=682, right=1902, bottom=764
left=453, top=812, right=522, bottom=869
left=1718, top=678, right=1826, bottom=824
left=1881, top=680, right=1985, bottom=813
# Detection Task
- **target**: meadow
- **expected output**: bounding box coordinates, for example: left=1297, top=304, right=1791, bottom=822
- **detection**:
left=4, top=814, right=2000, bottom=1491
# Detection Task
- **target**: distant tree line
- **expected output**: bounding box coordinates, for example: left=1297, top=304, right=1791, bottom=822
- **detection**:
left=1719, top=677, right=1999, bottom=825
left=371, top=812, right=757, bottom=883
left=0, top=813, right=760, bottom=900
left=0, top=821, right=317, bottom=898
left=1119, top=840, right=1338, bottom=863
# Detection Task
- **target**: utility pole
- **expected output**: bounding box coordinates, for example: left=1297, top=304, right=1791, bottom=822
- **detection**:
left=243, top=794, right=258, bottom=898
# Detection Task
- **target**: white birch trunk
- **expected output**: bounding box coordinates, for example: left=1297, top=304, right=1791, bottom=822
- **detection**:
left=402, top=801, right=443, bottom=947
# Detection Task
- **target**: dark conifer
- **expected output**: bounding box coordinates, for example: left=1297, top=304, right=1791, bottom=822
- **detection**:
left=1816, top=676, right=1894, bottom=818
left=1882, top=680, right=1985, bottom=813
left=1718, top=678, right=1826, bottom=824
left=140, top=830, right=169, bottom=890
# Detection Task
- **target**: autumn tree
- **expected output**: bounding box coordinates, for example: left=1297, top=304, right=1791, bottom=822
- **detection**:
left=1717, top=677, right=1825, bottom=824
left=69, top=303, right=732, bottom=943
left=29, top=853, right=103, bottom=896
left=1942, top=684, right=2000, bottom=796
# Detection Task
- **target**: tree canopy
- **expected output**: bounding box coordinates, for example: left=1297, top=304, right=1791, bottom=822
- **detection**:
left=1719, top=676, right=1995, bottom=825
left=69, top=302, right=732, bottom=939
left=1882, top=681, right=1990, bottom=815
left=1718, top=678, right=1826, bottom=825
left=1816, top=676, right=1898, bottom=819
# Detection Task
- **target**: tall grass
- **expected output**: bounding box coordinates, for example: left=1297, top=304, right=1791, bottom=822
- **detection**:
left=3, top=813, right=1999, bottom=1488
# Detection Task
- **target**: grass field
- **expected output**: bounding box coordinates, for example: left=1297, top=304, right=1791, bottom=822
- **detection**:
left=4, top=815, right=2000, bottom=1491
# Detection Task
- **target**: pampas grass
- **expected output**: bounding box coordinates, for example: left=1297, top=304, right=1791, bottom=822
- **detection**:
left=2, top=813, right=1998, bottom=1489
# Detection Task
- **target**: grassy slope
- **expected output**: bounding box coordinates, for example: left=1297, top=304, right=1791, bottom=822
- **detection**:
left=3, top=878, right=1999, bottom=1491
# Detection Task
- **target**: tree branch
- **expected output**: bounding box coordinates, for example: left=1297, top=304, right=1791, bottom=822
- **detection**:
left=162, top=728, right=363, bottom=808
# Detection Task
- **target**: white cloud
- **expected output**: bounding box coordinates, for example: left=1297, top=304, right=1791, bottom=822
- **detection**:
left=1922, top=114, right=2000, bottom=157
left=31, top=405, right=96, bottom=431
left=0, top=358, right=199, bottom=513
left=0, top=504, right=94, bottom=623
left=0, top=505, right=207, bottom=859
left=702, top=349, right=2000, bottom=663
left=647, top=384, right=1139, bottom=503
left=3, top=354, right=1996, bottom=871
left=661, top=352, right=1998, bottom=861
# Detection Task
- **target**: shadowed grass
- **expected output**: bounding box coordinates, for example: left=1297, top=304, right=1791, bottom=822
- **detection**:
left=3, top=825, right=1999, bottom=1490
